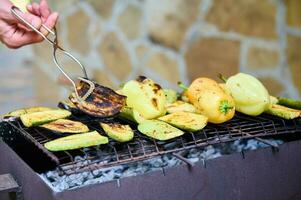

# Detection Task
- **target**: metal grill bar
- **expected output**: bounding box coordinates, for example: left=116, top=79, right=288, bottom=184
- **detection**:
left=2, top=113, right=301, bottom=175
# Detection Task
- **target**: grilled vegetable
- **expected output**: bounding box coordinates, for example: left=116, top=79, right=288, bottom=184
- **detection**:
left=138, top=120, right=184, bottom=141
left=100, top=122, right=134, bottom=142
left=44, top=131, right=108, bottom=151
left=58, top=100, right=77, bottom=109
left=3, top=107, right=54, bottom=118
left=265, top=104, right=300, bottom=120
left=20, top=109, right=71, bottom=127
left=184, top=78, right=235, bottom=124
left=269, top=96, right=279, bottom=105
left=164, top=89, right=178, bottom=104
left=57, top=100, right=83, bottom=115
left=118, top=106, right=146, bottom=124
left=122, top=76, right=166, bottom=119
left=224, top=73, right=270, bottom=116
left=158, top=112, right=208, bottom=132
left=40, top=119, right=89, bottom=133
left=69, top=79, right=126, bottom=118
left=277, top=97, right=301, bottom=110
left=165, top=101, right=198, bottom=114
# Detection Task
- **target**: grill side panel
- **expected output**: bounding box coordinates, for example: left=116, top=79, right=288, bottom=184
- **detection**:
left=0, top=141, right=54, bottom=200
left=55, top=140, right=301, bottom=200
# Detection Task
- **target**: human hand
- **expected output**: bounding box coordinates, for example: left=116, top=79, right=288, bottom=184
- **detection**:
left=0, top=0, right=58, bottom=48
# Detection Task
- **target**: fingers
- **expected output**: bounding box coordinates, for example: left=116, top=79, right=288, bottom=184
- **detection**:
left=19, top=12, right=42, bottom=30
left=39, top=0, right=51, bottom=19
left=26, top=0, right=58, bottom=36
left=3, top=28, right=43, bottom=48
left=40, top=12, right=58, bottom=36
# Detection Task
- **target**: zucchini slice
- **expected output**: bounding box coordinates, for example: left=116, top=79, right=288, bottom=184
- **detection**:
left=44, top=131, right=108, bottom=151
left=118, top=106, right=146, bottom=124
left=277, top=97, right=301, bottom=110
left=164, top=89, right=178, bottom=104
left=40, top=119, right=89, bottom=134
left=165, top=101, right=198, bottom=114
left=20, top=109, right=71, bottom=127
left=265, top=104, right=300, bottom=120
left=138, top=120, right=184, bottom=141
left=100, top=122, right=134, bottom=142
left=158, top=112, right=208, bottom=132
left=3, top=106, right=54, bottom=118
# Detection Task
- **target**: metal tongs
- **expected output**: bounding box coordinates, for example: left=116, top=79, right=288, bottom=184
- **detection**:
left=11, top=6, right=95, bottom=102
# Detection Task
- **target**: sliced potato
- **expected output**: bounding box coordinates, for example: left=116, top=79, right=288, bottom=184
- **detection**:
left=20, top=109, right=71, bottom=127
left=101, top=122, right=134, bottom=142
left=40, top=119, right=89, bottom=133
left=166, top=101, right=198, bottom=114
left=158, top=112, right=208, bottom=132
left=138, top=120, right=184, bottom=141
left=44, top=131, right=108, bottom=151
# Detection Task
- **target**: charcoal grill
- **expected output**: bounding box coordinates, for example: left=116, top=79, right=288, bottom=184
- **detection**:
left=0, top=112, right=300, bottom=175
left=1, top=112, right=301, bottom=200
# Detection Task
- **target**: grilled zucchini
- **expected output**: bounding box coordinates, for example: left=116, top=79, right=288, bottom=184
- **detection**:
left=165, top=101, right=198, bottom=114
left=44, top=131, right=108, bottom=151
left=164, top=89, right=178, bottom=104
left=3, top=106, right=54, bottom=118
left=40, top=119, right=89, bottom=133
left=118, top=106, right=146, bottom=124
left=100, top=122, right=134, bottom=142
left=158, top=112, right=208, bottom=132
left=265, top=104, right=300, bottom=120
left=277, top=97, right=301, bottom=110
left=138, top=120, right=184, bottom=141
left=20, top=109, right=71, bottom=127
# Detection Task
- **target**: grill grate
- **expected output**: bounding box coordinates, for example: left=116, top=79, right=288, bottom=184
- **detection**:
left=2, top=113, right=301, bottom=175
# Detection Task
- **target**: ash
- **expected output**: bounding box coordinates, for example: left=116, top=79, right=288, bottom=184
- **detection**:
left=40, top=138, right=283, bottom=192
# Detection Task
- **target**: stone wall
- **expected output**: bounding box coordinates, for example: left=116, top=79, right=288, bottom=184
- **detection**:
left=1, top=0, right=301, bottom=113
